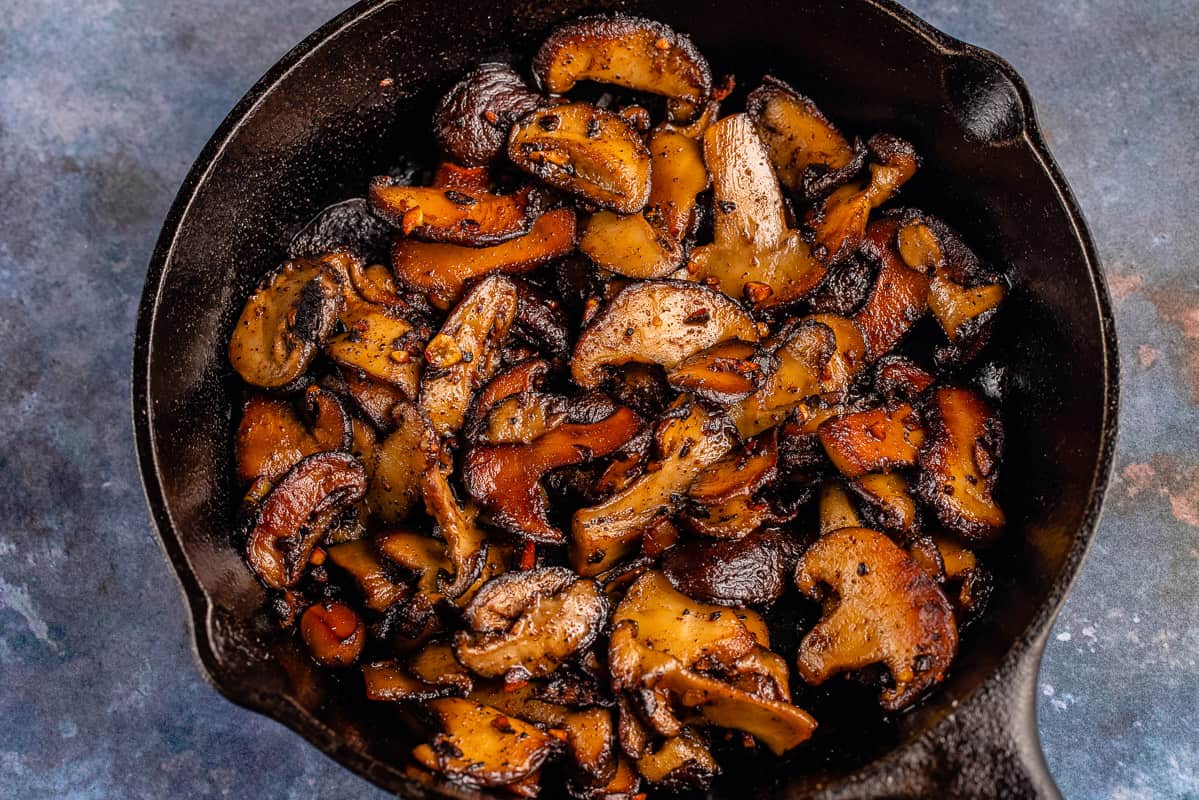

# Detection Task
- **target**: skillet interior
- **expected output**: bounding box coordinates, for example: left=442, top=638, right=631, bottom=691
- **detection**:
left=133, top=0, right=1118, bottom=796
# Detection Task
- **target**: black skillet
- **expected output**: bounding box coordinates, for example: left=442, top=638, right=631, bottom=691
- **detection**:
left=132, top=0, right=1119, bottom=797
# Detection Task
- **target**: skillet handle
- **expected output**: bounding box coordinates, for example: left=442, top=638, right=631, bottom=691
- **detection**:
left=815, top=626, right=1062, bottom=800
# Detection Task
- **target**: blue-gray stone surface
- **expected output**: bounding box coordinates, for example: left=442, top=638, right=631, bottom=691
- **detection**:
left=0, top=1, right=1196, bottom=797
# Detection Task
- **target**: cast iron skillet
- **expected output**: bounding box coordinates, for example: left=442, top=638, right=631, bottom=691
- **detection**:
left=132, top=0, right=1119, bottom=797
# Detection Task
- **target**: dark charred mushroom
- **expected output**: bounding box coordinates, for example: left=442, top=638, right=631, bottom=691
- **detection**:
left=509, top=104, right=651, bottom=213
left=532, top=15, right=712, bottom=122
left=747, top=76, right=865, bottom=200
left=915, top=387, right=1005, bottom=543
left=245, top=452, right=367, bottom=589
left=687, top=113, right=827, bottom=308
left=289, top=197, right=393, bottom=264
left=235, top=387, right=352, bottom=483
left=418, top=275, right=519, bottom=438
left=434, top=63, right=548, bottom=166
left=872, top=354, right=936, bottom=402
left=662, top=528, right=802, bottom=606
left=413, top=698, right=561, bottom=788
left=571, top=280, right=759, bottom=389
left=572, top=401, right=737, bottom=576
left=818, top=402, right=926, bottom=478
left=391, top=208, right=576, bottom=310
left=794, top=527, right=958, bottom=711
left=463, top=401, right=641, bottom=543
left=454, top=568, right=608, bottom=679
left=852, top=472, right=921, bottom=535
left=229, top=258, right=342, bottom=388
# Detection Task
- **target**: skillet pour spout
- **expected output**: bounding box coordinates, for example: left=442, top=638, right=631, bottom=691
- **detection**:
left=132, top=1, right=1118, bottom=798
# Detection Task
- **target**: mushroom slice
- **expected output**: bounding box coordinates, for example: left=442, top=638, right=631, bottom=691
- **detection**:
left=434, top=63, right=548, bottom=167
left=915, top=387, right=1005, bottom=543
left=682, top=431, right=779, bottom=539
left=289, top=198, right=393, bottom=264
left=805, top=134, right=919, bottom=264
left=571, top=281, right=758, bottom=389
left=512, top=280, right=573, bottom=361
left=471, top=390, right=568, bottom=447
left=235, top=387, right=352, bottom=483
left=326, top=304, right=424, bottom=399
left=662, top=528, right=803, bottom=607
left=686, top=113, right=827, bottom=308
left=580, top=127, right=709, bottom=278
left=363, top=660, right=456, bottom=702
left=367, top=402, right=434, bottom=523
left=853, top=218, right=932, bottom=360
left=794, top=527, right=958, bottom=711
left=229, top=257, right=342, bottom=388
left=731, top=314, right=866, bottom=437
left=419, top=275, right=519, bottom=438
left=340, top=368, right=409, bottom=432
left=575, top=755, right=640, bottom=800
left=747, top=76, right=865, bottom=199
left=818, top=481, right=863, bottom=535
left=391, top=208, right=576, bottom=309
left=665, top=339, right=773, bottom=404
left=852, top=472, right=921, bottom=535
left=412, top=698, right=561, bottom=789
left=818, top=402, right=926, bottom=478
left=421, top=455, right=490, bottom=600
left=463, top=403, right=641, bottom=543
left=509, top=104, right=651, bottom=213
left=572, top=401, right=737, bottom=576
left=370, top=176, right=536, bottom=246
left=532, top=14, right=712, bottom=122
left=326, top=538, right=407, bottom=611
left=466, top=358, right=552, bottom=440
left=455, top=568, right=608, bottom=680
left=873, top=354, right=936, bottom=402
left=245, top=452, right=367, bottom=589
left=635, top=728, right=719, bottom=790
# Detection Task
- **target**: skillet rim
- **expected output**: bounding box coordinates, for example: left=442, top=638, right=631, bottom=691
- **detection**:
left=130, top=0, right=1120, bottom=794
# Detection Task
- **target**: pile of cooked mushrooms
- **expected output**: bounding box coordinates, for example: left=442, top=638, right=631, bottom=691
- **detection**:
left=228, top=13, right=1009, bottom=797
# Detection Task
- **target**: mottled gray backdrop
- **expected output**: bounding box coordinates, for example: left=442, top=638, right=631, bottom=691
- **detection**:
left=0, top=0, right=1196, bottom=797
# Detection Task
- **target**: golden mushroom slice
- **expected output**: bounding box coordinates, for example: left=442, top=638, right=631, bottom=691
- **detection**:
left=412, top=698, right=562, bottom=789
left=818, top=401, right=926, bottom=478
left=420, top=453, right=490, bottom=600
left=509, top=103, right=652, bottom=213
left=817, top=481, right=863, bottom=535
left=366, top=401, right=434, bottom=523
left=794, top=527, right=958, bottom=711
left=851, top=472, right=921, bottom=535
left=235, top=387, right=352, bottom=484
left=454, top=567, right=609, bottom=680
left=916, top=387, right=1005, bottom=543
left=635, top=727, right=719, bottom=791
left=229, top=257, right=342, bottom=389
left=571, top=280, right=759, bottom=389
left=325, top=538, right=409, bottom=611
left=571, top=401, right=737, bottom=575
left=854, top=217, right=932, bottom=360
left=532, top=14, right=712, bottom=122
left=687, top=113, right=828, bottom=308
left=579, top=126, right=710, bottom=278
left=665, top=339, right=774, bottom=405
left=747, top=76, right=865, bottom=199
left=369, top=175, right=536, bottom=246
left=418, top=274, right=519, bottom=438
left=681, top=431, right=779, bottom=539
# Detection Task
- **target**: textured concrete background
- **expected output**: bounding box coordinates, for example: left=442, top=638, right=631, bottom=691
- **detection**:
left=0, top=0, right=1196, bottom=797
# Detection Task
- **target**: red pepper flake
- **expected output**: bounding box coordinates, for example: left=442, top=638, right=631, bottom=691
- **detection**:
left=309, top=547, right=327, bottom=566
left=547, top=728, right=569, bottom=742
left=490, top=715, right=515, bottom=734
left=745, top=281, right=774, bottom=304
left=379, top=77, right=394, bottom=88
left=519, top=540, right=537, bottom=570
left=483, top=109, right=500, bottom=125
left=503, top=678, right=530, bottom=693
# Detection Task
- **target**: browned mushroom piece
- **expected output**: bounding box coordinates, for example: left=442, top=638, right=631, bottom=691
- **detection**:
left=532, top=14, right=712, bottom=122
left=421, top=454, right=491, bottom=600
left=579, top=126, right=710, bottom=278
left=806, top=134, right=919, bottom=265
left=794, top=527, right=958, bottom=711
left=851, top=472, right=921, bottom=535
left=873, top=353, right=936, bottom=402
left=434, top=63, right=549, bottom=167
left=662, top=528, right=803, bottom=606
left=466, top=358, right=552, bottom=439
left=325, top=276, right=426, bottom=398
left=235, top=387, right=352, bottom=484
left=681, top=431, right=779, bottom=539
left=453, top=567, right=609, bottom=680
left=818, top=481, right=863, bottom=535
left=574, top=755, right=640, bottom=800
left=747, top=76, right=866, bottom=199
left=731, top=314, right=866, bottom=437
left=391, top=208, right=576, bottom=309
left=370, top=175, right=537, bottom=246
left=509, top=103, right=652, bottom=213
left=635, top=727, right=720, bottom=791
left=363, top=639, right=475, bottom=702
left=463, top=401, right=641, bottom=543
left=229, top=258, right=343, bottom=388
left=413, top=698, right=562, bottom=789
left=853, top=217, right=932, bottom=360
left=418, top=275, right=519, bottom=438
left=665, top=339, right=774, bottom=404
left=818, top=402, right=926, bottom=478
left=300, top=601, right=366, bottom=667
left=511, top=280, right=573, bottom=361
left=572, top=401, right=737, bottom=576
left=367, top=401, right=435, bottom=523
left=687, top=113, right=827, bottom=308
left=244, top=452, right=367, bottom=589
left=571, top=280, right=759, bottom=389
left=326, top=537, right=409, bottom=611
left=915, top=387, right=1005, bottom=543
